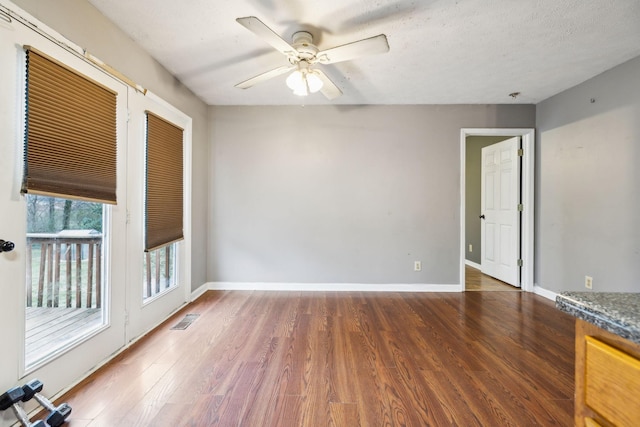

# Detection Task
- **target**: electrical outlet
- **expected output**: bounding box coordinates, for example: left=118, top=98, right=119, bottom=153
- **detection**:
left=469, top=244, right=473, bottom=252
left=414, top=261, right=422, bottom=271
left=585, top=276, right=593, bottom=289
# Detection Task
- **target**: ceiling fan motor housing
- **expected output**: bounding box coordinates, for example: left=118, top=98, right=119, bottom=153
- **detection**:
left=291, top=31, right=318, bottom=61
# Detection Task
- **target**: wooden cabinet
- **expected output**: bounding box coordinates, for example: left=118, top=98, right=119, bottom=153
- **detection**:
left=575, top=319, right=640, bottom=427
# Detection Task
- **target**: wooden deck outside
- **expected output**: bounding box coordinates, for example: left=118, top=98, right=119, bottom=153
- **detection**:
left=23, top=233, right=172, bottom=369
left=25, top=307, right=102, bottom=367
left=25, top=232, right=105, bottom=367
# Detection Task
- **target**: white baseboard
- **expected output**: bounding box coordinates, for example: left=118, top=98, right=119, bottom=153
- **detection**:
left=533, top=285, right=558, bottom=301
left=190, top=283, right=209, bottom=301
left=206, top=282, right=463, bottom=292
left=465, top=260, right=481, bottom=269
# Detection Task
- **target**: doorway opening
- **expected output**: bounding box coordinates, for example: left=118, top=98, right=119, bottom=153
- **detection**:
left=464, top=265, right=522, bottom=291
left=460, top=129, right=535, bottom=292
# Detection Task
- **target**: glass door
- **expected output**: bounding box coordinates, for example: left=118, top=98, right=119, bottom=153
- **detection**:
left=125, top=89, right=192, bottom=342
left=0, top=16, right=128, bottom=398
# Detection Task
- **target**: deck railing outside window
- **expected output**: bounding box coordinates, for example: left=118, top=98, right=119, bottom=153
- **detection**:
left=26, top=230, right=102, bottom=309
left=143, top=244, right=176, bottom=301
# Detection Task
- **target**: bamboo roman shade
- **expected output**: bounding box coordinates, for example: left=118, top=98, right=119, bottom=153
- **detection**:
left=145, top=112, right=184, bottom=251
left=23, top=47, right=118, bottom=203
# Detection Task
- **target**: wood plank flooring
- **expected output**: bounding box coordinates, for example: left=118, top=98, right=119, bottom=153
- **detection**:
left=465, top=265, right=520, bottom=291
left=45, top=290, right=575, bottom=426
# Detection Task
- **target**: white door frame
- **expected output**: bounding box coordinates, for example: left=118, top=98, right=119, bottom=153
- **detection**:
left=460, top=128, right=535, bottom=292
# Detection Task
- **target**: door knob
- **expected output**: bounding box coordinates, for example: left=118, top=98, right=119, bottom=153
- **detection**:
left=479, top=215, right=485, bottom=220
left=0, top=239, right=15, bottom=253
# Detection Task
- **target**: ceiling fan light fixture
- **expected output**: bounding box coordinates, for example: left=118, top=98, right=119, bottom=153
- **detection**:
left=306, top=71, right=323, bottom=93
left=286, top=67, right=323, bottom=96
left=292, top=83, right=310, bottom=96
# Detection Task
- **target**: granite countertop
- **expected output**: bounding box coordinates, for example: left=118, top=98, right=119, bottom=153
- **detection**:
left=556, top=292, right=640, bottom=345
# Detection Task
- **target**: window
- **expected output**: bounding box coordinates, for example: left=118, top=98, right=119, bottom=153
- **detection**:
left=23, top=46, right=116, bottom=368
left=25, top=195, right=105, bottom=367
left=143, top=112, right=183, bottom=301
left=143, top=244, right=177, bottom=300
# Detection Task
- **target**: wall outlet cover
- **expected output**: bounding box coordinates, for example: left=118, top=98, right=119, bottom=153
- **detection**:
left=585, top=276, right=593, bottom=289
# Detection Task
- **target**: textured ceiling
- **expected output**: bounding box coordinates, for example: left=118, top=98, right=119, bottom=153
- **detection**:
left=86, top=0, right=640, bottom=106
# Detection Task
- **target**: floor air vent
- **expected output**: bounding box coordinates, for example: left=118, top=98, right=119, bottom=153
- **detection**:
left=170, top=313, right=200, bottom=330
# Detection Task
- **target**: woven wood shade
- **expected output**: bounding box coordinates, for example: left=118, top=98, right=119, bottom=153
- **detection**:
left=145, top=112, right=184, bottom=251
left=23, top=47, right=117, bottom=203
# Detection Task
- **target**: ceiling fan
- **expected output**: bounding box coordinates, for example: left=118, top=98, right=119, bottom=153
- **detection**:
left=235, top=16, right=390, bottom=100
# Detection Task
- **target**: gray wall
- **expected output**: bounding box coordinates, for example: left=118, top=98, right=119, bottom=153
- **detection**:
left=13, top=0, right=209, bottom=291
left=536, top=55, right=640, bottom=292
left=209, top=105, right=535, bottom=285
left=465, top=135, right=512, bottom=265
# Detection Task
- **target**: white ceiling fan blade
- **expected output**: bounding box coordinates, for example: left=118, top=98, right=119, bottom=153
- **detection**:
left=316, top=34, right=389, bottom=65
left=235, top=64, right=296, bottom=89
left=315, top=70, right=342, bottom=100
left=236, top=16, right=297, bottom=58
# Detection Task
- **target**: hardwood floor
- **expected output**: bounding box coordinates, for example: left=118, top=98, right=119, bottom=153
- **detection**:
left=465, top=264, right=521, bottom=291
left=49, top=291, right=574, bottom=426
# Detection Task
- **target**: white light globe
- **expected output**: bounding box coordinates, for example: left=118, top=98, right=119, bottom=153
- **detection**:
left=286, top=67, right=324, bottom=96
left=306, top=72, right=323, bottom=93
left=286, top=70, right=304, bottom=91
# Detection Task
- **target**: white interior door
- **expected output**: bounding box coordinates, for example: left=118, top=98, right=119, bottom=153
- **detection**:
left=0, top=15, right=127, bottom=417
left=480, top=137, right=520, bottom=286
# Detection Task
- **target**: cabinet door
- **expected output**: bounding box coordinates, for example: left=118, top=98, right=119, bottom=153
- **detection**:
left=575, top=319, right=640, bottom=427
left=584, top=336, right=640, bottom=426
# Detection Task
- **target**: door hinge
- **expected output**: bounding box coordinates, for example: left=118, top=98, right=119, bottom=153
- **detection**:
left=518, top=204, right=524, bottom=212
left=517, top=259, right=523, bottom=267
left=517, top=148, right=524, bottom=157
left=125, top=311, right=129, bottom=325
